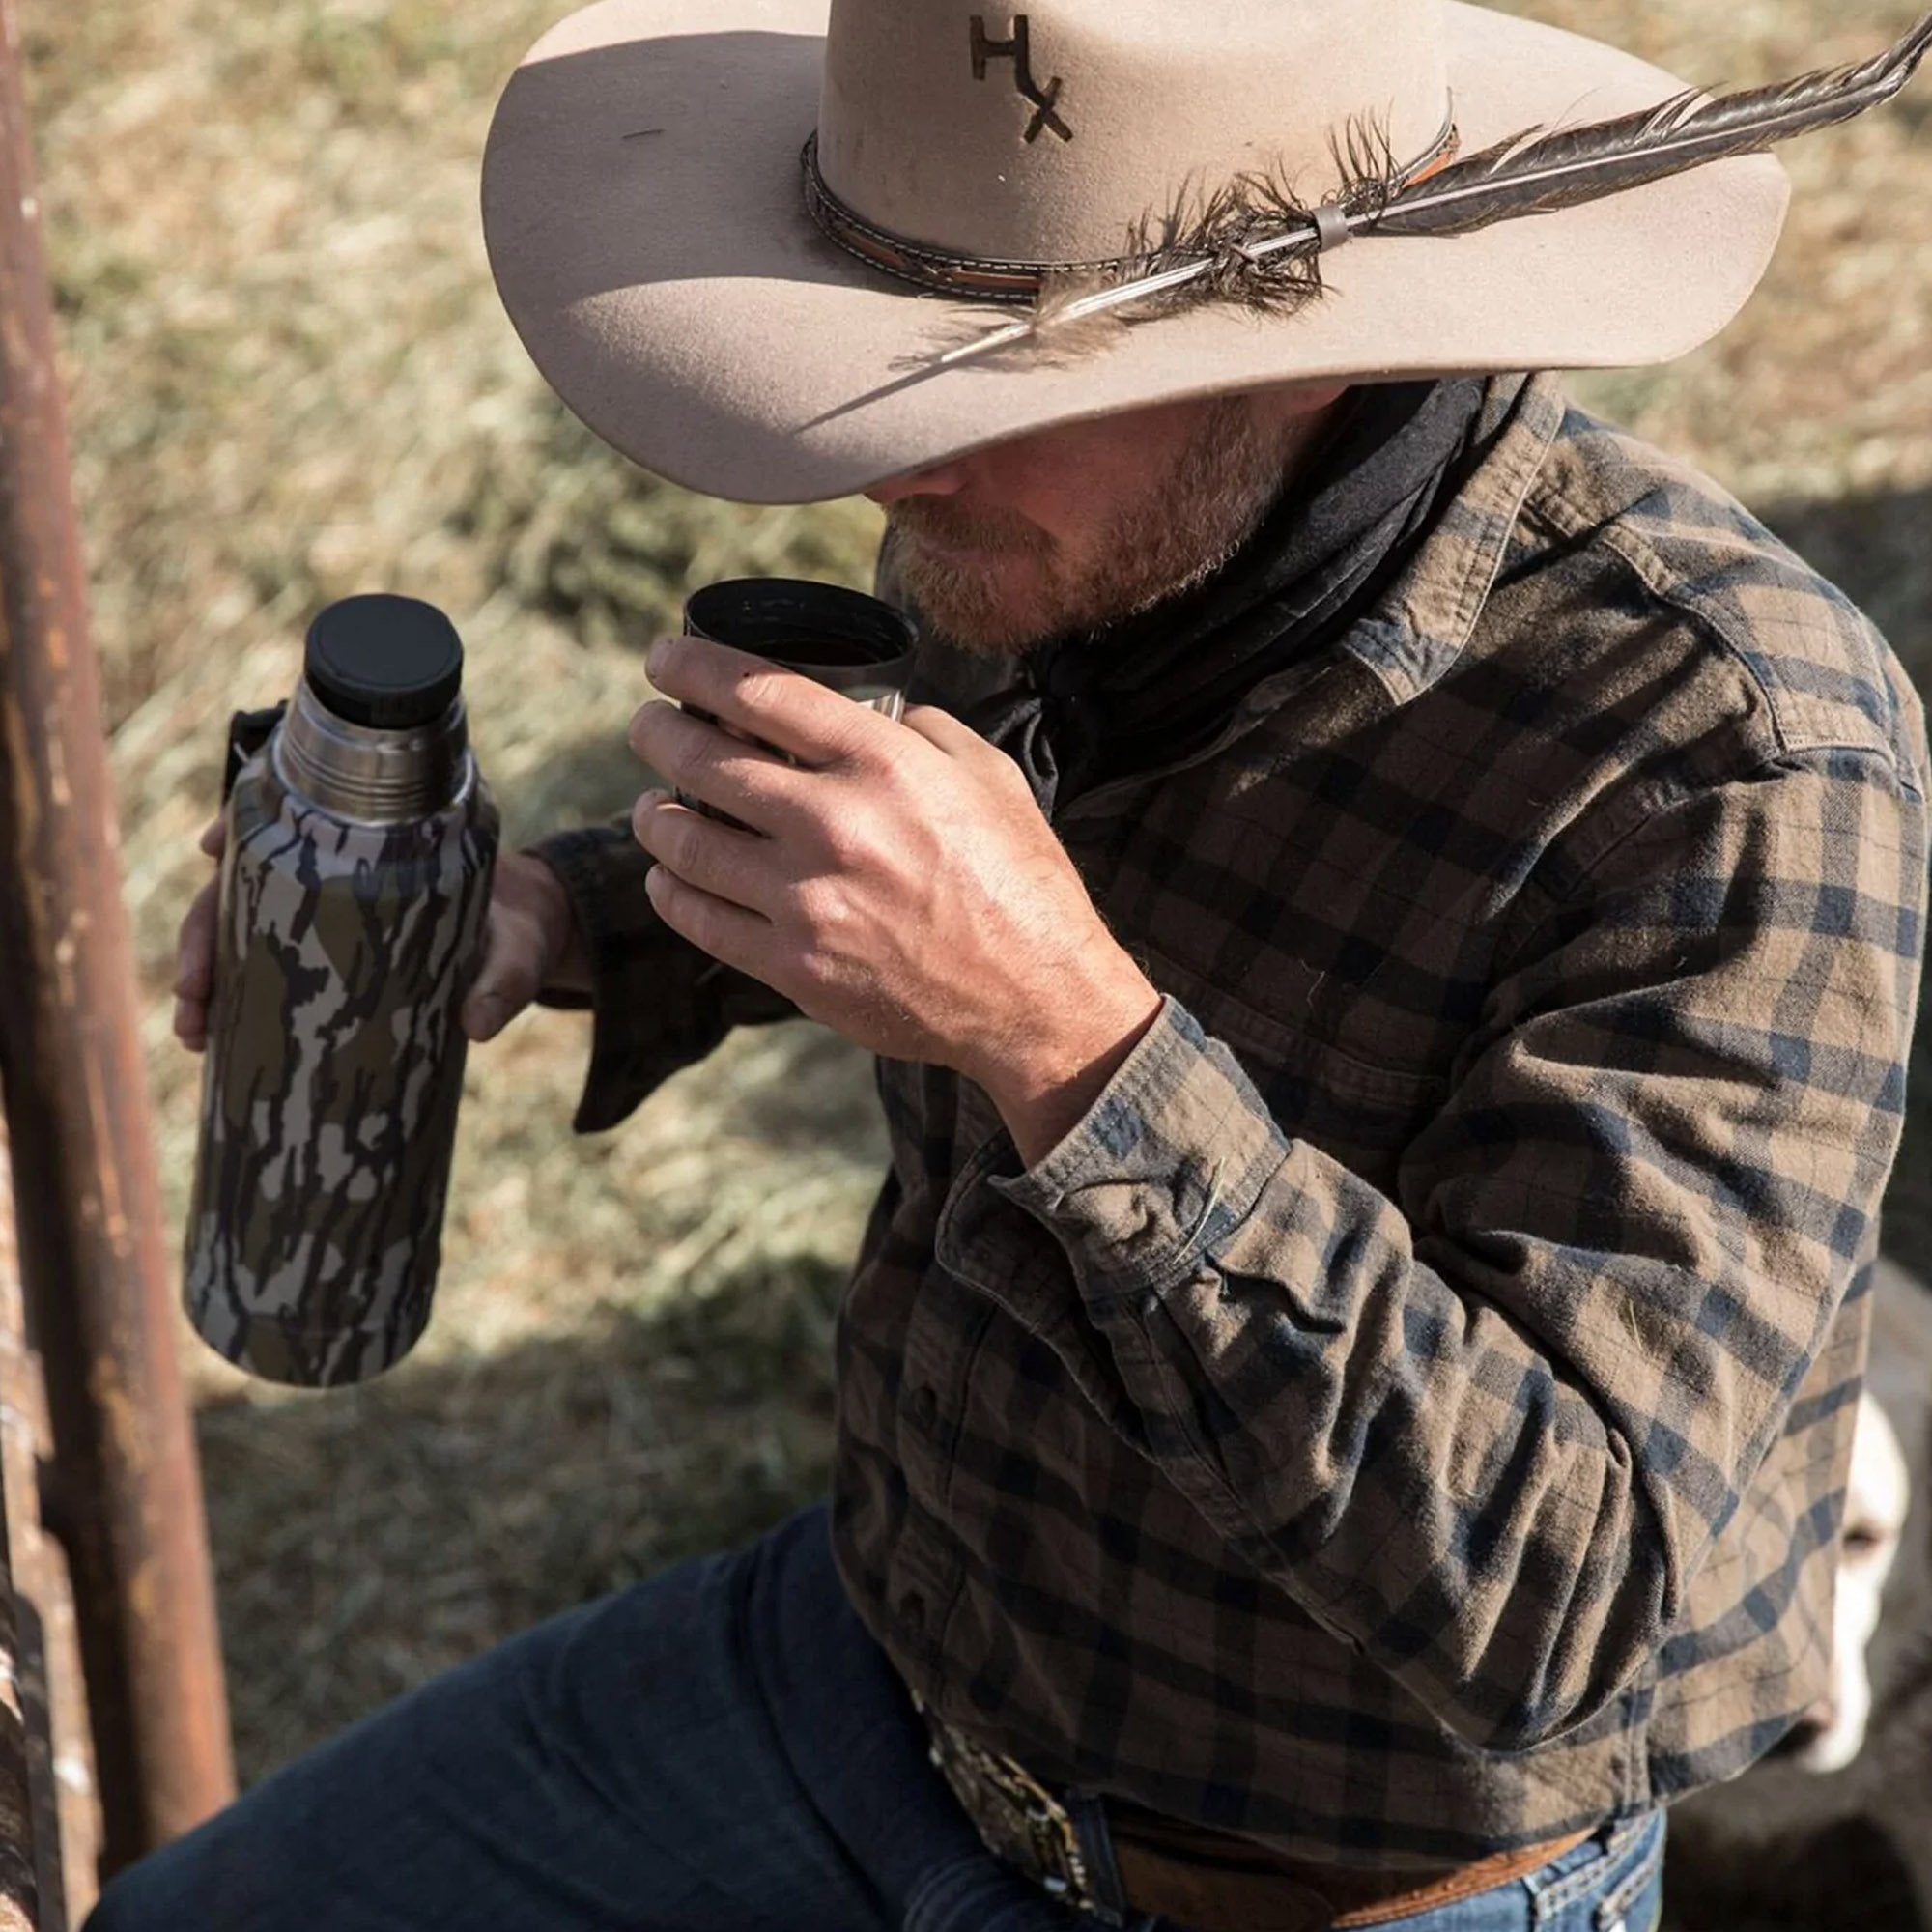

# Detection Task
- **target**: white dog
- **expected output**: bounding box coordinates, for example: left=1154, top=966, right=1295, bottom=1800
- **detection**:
left=1663, top=1257, right=1932, bottom=1932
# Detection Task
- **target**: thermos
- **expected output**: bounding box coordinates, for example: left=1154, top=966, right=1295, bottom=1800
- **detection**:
left=183, top=594, right=499, bottom=1387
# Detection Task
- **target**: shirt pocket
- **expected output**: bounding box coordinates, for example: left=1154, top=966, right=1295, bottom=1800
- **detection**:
left=1141, top=942, right=1450, bottom=1183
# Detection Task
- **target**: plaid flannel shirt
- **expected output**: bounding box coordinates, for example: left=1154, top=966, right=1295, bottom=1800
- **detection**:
left=532, top=372, right=1928, bottom=1867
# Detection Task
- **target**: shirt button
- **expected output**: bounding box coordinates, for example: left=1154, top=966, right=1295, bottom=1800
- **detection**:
left=911, top=1385, right=939, bottom=1429
left=899, top=1589, right=926, bottom=1628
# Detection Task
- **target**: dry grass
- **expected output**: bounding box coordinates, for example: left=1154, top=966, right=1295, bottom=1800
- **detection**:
left=18, top=0, right=1932, bottom=1837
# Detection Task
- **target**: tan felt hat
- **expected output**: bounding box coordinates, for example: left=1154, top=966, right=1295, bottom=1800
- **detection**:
left=480, top=0, right=1789, bottom=504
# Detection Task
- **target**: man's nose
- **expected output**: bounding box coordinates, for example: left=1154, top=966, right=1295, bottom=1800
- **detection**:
left=865, top=462, right=969, bottom=505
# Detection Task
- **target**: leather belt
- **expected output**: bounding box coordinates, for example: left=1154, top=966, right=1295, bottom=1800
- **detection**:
left=1111, top=1805, right=1595, bottom=1931
left=921, top=1706, right=1593, bottom=1932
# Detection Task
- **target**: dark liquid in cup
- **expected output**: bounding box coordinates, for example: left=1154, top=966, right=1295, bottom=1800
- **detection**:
left=756, top=633, right=890, bottom=669
left=683, top=580, right=913, bottom=680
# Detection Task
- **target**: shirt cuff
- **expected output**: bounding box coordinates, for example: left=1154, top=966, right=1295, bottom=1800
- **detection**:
left=524, top=825, right=713, bottom=1134
left=528, top=816, right=643, bottom=950
left=938, top=997, right=1289, bottom=1318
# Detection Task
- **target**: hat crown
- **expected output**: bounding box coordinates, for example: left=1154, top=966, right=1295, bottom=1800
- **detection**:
left=816, top=0, right=1451, bottom=265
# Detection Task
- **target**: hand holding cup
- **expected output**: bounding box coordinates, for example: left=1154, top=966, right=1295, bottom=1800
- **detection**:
left=626, top=589, right=1161, bottom=1166
left=668, top=578, right=914, bottom=825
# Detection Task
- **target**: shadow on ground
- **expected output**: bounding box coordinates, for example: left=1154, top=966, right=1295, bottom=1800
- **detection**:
left=200, top=1249, right=844, bottom=1786
left=1663, top=1813, right=1922, bottom=1932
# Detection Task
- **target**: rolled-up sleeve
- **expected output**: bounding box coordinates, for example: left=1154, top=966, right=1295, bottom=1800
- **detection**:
left=937, top=746, right=1924, bottom=1749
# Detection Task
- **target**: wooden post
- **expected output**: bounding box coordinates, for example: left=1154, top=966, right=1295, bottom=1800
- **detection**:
left=0, top=0, right=235, bottom=1881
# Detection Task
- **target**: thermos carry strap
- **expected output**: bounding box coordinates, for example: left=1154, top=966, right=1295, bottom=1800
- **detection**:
left=222, top=702, right=287, bottom=802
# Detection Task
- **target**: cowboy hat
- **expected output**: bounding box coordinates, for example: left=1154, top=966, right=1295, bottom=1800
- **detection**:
left=480, top=0, right=1787, bottom=504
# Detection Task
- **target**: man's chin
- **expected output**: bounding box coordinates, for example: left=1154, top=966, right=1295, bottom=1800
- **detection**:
left=893, top=548, right=1055, bottom=656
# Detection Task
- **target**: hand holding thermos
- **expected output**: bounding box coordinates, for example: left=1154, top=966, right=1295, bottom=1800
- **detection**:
left=181, top=595, right=501, bottom=1386
left=175, top=832, right=583, bottom=1054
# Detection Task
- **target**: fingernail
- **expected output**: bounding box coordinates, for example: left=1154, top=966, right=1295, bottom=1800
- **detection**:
left=631, top=791, right=668, bottom=845
left=645, top=637, right=670, bottom=681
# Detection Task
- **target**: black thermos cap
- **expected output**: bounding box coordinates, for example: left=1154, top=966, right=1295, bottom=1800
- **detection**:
left=304, top=595, right=465, bottom=730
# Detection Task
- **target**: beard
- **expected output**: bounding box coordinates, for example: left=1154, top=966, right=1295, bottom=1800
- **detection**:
left=884, top=395, right=1300, bottom=655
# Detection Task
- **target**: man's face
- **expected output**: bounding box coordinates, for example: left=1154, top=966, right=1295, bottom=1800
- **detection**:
left=866, top=383, right=1347, bottom=653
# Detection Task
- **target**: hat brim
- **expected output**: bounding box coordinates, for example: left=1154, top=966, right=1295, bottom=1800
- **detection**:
left=481, top=0, right=1787, bottom=504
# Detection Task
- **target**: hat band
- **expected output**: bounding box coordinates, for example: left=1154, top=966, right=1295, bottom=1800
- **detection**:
left=800, top=110, right=1462, bottom=305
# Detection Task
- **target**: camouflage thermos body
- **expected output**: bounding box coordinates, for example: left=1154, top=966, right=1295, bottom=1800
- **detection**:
left=184, top=595, right=499, bottom=1387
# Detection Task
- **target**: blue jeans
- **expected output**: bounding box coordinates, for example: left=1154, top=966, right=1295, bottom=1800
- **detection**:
left=87, top=1505, right=1664, bottom=1932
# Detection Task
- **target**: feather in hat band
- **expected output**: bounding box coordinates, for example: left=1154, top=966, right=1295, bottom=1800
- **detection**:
left=799, top=106, right=1463, bottom=308
left=799, top=10, right=1932, bottom=370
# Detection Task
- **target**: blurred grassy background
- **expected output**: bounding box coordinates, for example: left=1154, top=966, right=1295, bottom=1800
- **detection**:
left=16, top=0, right=1932, bottom=1796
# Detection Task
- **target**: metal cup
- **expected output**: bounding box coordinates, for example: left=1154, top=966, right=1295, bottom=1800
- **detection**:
left=673, top=578, right=916, bottom=822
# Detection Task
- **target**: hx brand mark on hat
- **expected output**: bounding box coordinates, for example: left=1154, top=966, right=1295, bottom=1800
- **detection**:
left=970, top=15, right=1072, bottom=143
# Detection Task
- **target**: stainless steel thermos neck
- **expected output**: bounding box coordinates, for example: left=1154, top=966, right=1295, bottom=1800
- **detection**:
left=275, top=677, right=471, bottom=825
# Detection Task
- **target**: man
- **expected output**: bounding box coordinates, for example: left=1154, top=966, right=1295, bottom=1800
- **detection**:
left=110, top=1, right=1929, bottom=1928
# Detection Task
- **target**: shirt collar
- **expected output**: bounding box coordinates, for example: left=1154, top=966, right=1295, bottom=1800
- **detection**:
left=1327, top=371, right=1566, bottom=709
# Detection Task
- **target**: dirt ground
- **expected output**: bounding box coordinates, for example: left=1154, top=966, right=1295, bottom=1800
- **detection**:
left=17, top=0, right=1932, bottom=1893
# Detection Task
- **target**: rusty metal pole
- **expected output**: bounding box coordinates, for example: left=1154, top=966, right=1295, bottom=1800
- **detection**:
left=0, top=0, right=235, bottom=1879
